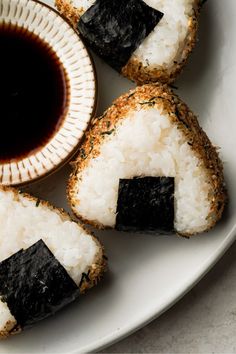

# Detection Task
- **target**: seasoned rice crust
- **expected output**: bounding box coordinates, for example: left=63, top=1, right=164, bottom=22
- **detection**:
left=55, top=0, right=83, bottom=26
left=0, top=320, right=21, bottom=339
left=68, top=84, right=227, bottom=236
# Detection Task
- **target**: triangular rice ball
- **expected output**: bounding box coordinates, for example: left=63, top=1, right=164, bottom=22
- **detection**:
left=68, top=84, right=226, bottom=236
left=55, top=0, right=201, bottom=84
left=0, top=186, right=105, bottom=338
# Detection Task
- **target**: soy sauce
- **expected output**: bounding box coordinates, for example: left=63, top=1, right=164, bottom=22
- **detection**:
left=0, top=24, right=69, bottom=163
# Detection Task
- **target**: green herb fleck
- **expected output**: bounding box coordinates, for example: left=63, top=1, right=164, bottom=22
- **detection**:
left=36, top=199, right=40, bottom=207
left=101, top=129, right=115, bottom=136
left=139, top=96, right=162, bottom=107
left=140, top=101, right=155, bottom=107
left=98, top=111, right=108, bottom=121
left=127, top=92, right=135, bottom=99
left=170, top=84, right=178, bottom=90
left=79, top=270, right=91, bottom=288
left=80, top=148, right=87, bottom=160
left=85, top=270, right=90, bottom=282
left=89, top=138, right=94, bottom=153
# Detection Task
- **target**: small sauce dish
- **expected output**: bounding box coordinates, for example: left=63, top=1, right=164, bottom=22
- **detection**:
left=0, top=0, right=97, bottom=185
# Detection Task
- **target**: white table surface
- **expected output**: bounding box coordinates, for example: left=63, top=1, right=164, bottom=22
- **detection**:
left=101, top=241, right=236, bottom=353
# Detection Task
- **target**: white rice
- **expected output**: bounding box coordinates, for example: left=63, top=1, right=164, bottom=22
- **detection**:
left=133, top=0, right=195, bottom=68
left=0, top=300, right=16, bottom=331
left=73, top=108, right=212, bottom=234
left=72, top=0, right=94, bottom=11
left=0, top=189, right=99, bottom=286
left=71, top=0, right=195, bottom=70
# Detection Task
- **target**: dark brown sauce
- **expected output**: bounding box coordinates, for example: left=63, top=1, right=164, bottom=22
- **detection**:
left=0, top=24, right=70, bottom=163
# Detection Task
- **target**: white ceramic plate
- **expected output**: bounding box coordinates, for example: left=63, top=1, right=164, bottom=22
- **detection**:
left=0, top=0, right=236, bottom=353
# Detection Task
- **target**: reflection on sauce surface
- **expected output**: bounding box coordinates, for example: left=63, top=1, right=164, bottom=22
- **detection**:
left=0, top=24, right=70, bottom=163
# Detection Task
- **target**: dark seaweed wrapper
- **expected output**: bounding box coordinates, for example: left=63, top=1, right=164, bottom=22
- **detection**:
left=0, top=240, right=79, bottom=328
left=115, top=177, right=175, bottom=234
left=78, top=0, right=163, bottom=72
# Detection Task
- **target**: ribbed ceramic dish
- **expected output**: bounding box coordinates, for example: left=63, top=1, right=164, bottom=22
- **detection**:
left=0, top=0, right=96, bottom=186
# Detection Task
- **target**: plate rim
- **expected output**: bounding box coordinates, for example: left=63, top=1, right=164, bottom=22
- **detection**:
left=76, top=224, right=236, bottom=353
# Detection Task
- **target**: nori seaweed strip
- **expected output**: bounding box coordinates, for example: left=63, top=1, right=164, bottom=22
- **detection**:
left=78, top=0, right=163, bottom=72
left=115, top=177, right=175, bottom=233
left=0, top=240, right=79, bottom=328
